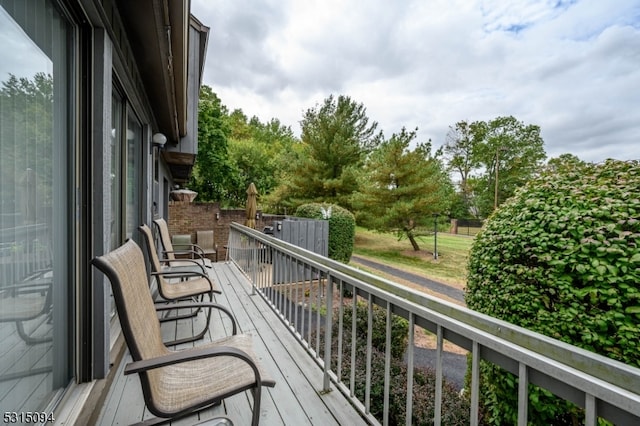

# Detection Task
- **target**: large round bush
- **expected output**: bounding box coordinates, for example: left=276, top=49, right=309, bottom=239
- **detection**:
left=465, top=159, right=640, bottom=424
left=295, top=203, right=356, bottom=263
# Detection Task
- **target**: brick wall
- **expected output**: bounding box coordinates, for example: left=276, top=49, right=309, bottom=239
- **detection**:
left=168, top=200, right=278, bottom=260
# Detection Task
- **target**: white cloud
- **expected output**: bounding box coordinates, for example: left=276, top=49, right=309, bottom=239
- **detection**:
left=192, top=0, right=640, bottom=163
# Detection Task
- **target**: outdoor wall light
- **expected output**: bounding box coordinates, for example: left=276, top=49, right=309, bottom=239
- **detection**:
left=152, top=132, right=167, bottom=149
left=215, top=212, right=220, bottom=220
left=255, top=213, right=260, bottom=220
left=276, top=223, right=282, bottom=232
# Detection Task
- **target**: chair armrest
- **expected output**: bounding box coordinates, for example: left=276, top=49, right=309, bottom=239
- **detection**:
left=153, top=269, right=208, bottom=279
left=124, top=345, right=275, bottom=389
left=158, top=258, right=206, bottom=274
left=151, top=270, right=220, bottom=293
left=155, top=301, right=237, bottom=334
left=190, top=243, right=206, bottom=256
left=163, top=249, right=208, bottom=262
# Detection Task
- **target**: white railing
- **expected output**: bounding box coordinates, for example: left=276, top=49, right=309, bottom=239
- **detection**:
left=227, top=223, right=640, bottom=426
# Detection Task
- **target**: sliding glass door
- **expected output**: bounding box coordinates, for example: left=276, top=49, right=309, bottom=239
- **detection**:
left=0, top=0, right=72, bottom=412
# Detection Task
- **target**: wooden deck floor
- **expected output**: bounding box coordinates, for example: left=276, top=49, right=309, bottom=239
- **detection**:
left=96, top=261, right=368, bottom=425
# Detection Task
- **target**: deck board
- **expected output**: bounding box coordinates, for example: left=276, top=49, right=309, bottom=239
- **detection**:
left=96, top=261, right=367, bottom=426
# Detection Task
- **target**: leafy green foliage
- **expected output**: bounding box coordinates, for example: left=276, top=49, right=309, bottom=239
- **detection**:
left=1, top=73, right=54, bottom=214
left=189, top=86, right=240, bottom=204
left=295, top=203, right=356, bottom=263
left=465, top=158, right=640, bottom=424
left=353, top=127, right=453, bottom=251
left=226, top=111, right=298, bottom=204
left=443, top=116, right=546, bottom=218
left=191, top=88, right=298, bottom=206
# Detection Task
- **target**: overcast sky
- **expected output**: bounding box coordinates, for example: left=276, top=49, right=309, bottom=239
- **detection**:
left=192, top=0, right=640, bottom=163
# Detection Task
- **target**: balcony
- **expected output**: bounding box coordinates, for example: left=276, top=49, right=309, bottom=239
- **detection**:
left=98, top=223, right=640, bottom=425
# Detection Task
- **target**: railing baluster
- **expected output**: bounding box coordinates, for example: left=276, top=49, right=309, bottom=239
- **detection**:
left=365, top=294, right=373, bottom=414
left=251, top=238, right=257, bottom=295
left=299, top=264, right=306, bottom=341
left=435, top=324, right=443, bottom=426
left=307, top=266, right=313, bottom=344
left=294, top=258, right=299, bottom=334
left=350, top=293, right=357, bottom=397
left=315, top=269, right=322, bottom=355
left=471, top=341, right=480, bottom=426
left=518, top=362, right=528, bottom=426
left=383, top=301, right=392, bottom=426
left=337, top=280, right=344, bottom=383
left=585, top=394, right=597, bottom=426
left=287, top=257, right=295, bottom=325
left=323, top=273, right=333, bottom=391
left=406, top=314, right=414, bottom=426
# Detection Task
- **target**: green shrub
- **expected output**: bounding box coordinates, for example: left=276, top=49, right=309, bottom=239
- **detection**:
left=295, top=203, right=356, bottom=263
left=465, top=159, right=640, bottom=424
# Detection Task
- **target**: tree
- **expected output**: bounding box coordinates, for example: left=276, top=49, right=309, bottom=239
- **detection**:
left=443, top=120, right=483, bottom=217
left=227, top=116, right=297, bottom=203
left=353, top=128, right=453, bottom=251
left=472, top=116, right=546, bottom=216
left=272, top=94, right=382, bottom=210
left=443, top=116, right=546, bottom=218
left=189, top=86, right=241, bottom=204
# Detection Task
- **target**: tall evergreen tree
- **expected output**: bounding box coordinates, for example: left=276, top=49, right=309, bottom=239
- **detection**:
left=273, top=94, right=382, bottom=209
left=353, top=128, right=453, bottom=251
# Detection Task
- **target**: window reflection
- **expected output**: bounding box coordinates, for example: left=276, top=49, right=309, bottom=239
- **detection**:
left=0, top=0, right=70, bottom=413
left=126, top=115, right=142, bottom=240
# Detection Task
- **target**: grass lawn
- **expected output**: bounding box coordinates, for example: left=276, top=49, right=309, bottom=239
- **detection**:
left=351, top=227, right=475, bottom=289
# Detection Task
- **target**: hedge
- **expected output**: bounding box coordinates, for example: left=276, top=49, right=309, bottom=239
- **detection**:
left=295, top=203, right=356, bottom=263
left=465, top=159, right=640, bottom=424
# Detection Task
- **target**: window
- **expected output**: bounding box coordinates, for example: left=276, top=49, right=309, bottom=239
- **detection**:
left=111, top=91, right=143, bottom=243
left=126, top=113, right=143, bottom=240
left=109, top=90, right=144, bottom=317
left=0, top=0, right=72, bottom=412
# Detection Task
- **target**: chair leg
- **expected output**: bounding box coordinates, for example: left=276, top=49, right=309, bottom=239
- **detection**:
left=156, top=296, right=203, bottom=322
left=163, top=299, right=213, bottom=346
left=251, top=386, right=262, bottom=426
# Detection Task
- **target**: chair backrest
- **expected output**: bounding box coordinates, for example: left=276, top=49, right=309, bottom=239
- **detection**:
left=171, top=234, right=192, bottom=252
left=153, top=218, right=175, bottom=260
left=196, top=230, right=214, bottom=250
left=138, top=224, right=170, bottom=290
left=91, top=239, right=167, bottom=362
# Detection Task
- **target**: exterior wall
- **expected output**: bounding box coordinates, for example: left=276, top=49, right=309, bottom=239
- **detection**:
left=168, top=201, right=280, bottom=260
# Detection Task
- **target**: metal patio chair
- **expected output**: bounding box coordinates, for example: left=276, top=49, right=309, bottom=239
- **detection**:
left=91, top=239, right=275, bottom=425
left=196, top=229, right=218, bottom=263
left=153, top=218, right=212, bottom=268
left=139, top=224, right=226, bottom=344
